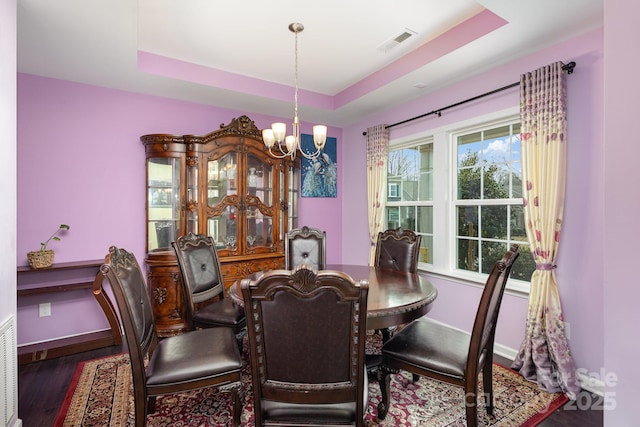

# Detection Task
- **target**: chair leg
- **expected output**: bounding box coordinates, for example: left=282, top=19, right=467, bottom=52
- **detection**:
left=380, top=327, right=392, bottom=343
left=483, top=362, right=494, bottom=416
left=377, top=367, right=392, bottom=420
left=464, top=383, right=478, bottom=427
left=147, top=396, right=157, bottom=413
left=231, top=385, right=242, bottom=427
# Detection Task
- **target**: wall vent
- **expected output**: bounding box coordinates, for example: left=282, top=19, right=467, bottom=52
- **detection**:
left=377, top=28, right=418, bottom=53
left=0, top=316, right=17, bottom=427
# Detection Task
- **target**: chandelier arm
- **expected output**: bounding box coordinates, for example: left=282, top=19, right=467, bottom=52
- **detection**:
left=268, top=146, right=293, bottom=159
left=299, top=147, right=323, bottom=160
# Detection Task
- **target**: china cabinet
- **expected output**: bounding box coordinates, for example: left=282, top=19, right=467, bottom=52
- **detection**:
left=141, top=115, right=299, bottom=336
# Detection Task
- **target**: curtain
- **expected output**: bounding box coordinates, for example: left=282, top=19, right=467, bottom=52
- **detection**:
left=366, top=125, right=389, bottom=265
left=511, top=62, right=580, bottom=399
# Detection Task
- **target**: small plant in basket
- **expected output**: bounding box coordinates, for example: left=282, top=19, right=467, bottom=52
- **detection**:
left=39, top=223, right=70, bottom=251
left=27, top=224, right=70, bottom=269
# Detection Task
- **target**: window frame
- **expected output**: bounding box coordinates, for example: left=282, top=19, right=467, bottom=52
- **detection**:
left=387, top=107, right=530, bottom=294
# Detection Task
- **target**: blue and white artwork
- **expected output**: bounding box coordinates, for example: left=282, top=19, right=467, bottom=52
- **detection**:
left=301, top=133, right=337, bottom=198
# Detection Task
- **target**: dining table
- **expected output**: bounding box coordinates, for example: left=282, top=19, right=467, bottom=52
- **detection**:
left=228, top=263, right=438, bottom=331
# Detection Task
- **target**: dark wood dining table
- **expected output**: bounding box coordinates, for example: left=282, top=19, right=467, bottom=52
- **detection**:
left=228, top=263, right=438, bottom=331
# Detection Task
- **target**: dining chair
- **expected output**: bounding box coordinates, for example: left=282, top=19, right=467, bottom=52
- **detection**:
left=376, top=245, right=520, bottom=426
left=372, top=227, right=422, bottom=348
left=285, top=225, right=326, bottom=270
left=241, top=266, right=369, bottom=427
left=100, top=246, right=243, bottom=427
left=373, top=227, right=422, bottom=274
left=172, top=232, right=246, bottom=346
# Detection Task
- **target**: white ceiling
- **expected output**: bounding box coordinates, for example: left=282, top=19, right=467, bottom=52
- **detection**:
left=17, top=0, right=602, bottom=128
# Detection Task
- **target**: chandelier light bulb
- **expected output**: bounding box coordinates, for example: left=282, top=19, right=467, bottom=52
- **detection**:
left=313, top=125, right=327, bottom=150
left=271, top=123, right=286, bottom=143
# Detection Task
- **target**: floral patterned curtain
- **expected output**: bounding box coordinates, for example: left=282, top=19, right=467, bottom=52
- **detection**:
left=511, top=62, right=580, bottom=399
left=366, top=125, right=389, bottom=265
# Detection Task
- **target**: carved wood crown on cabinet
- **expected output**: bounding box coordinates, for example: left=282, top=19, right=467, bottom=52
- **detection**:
left=141, top=115, right=299, bottom=336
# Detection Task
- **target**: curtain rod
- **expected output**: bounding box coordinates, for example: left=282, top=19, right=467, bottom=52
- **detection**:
left=362, top=61, right=576, bottom=135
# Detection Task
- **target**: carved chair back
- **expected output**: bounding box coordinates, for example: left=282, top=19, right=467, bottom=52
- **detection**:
left=241, top=267, right=369, bottom=426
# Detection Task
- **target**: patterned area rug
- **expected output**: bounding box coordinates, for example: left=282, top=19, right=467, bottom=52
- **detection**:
left=55, top=334, right=568, bottom=426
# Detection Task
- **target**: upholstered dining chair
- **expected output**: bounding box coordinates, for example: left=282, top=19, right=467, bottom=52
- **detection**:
left=100, top=246, right=243, bottom=427
left=172, top=233, right=246, bottom=345
left=373, top=227, right=422, bottom=274
left=372, top=227, right=422, bottom=346
left=285, top=225, right=326, bottom=270
left=376, top=245, right=520, bottom=427
left=241, top=267, right=369, bottom=427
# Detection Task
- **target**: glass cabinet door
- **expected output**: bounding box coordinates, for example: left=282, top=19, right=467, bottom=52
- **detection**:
left=147, top=157, right=181, bottom=251
left=207, top=152, right=238, bottom=248
left=208, top=205, right=238, bottom=250
left=245, top=153, right=273, bottom=250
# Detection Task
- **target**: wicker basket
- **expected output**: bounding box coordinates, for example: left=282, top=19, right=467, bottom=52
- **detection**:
left=27, top=250, right=55, bottom=269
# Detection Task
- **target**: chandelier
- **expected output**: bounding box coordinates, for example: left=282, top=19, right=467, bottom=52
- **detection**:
left=261, top=23, right=327, bottom=160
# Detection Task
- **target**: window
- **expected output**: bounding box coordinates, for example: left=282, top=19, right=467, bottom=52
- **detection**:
left=454, top=123, right=534, bottom=281
left=385, top=143, right=433, bottom=264
left=385, top=111, right=534, bottom=291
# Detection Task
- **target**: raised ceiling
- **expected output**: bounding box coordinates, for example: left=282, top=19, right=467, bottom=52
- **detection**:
left=17, top=0, right=602, bottom=127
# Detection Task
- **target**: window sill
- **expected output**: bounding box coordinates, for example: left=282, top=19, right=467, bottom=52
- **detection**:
left=417, top=264, right=530, bottom=299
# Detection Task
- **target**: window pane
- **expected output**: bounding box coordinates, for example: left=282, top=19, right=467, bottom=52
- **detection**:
left=481, top=206, right=507, bottom=239
left=510, top=243, right=536, bottom=281
left=416, top=206, right=433, bottom=234
left=420, top=235, right=433, bottom=264
left=457, top=206, right=478, bottom=236
left=481, top=127, right=510, bottom=200
left=510, top=205, right=527, bottom=241
left=457, top=132, right=481, bottom=168
left=400, top=206, right=416, bottom=231
left=388, top=145, right=433, bottom=202
left=511, top=130, right=523, bottom=198
left=457, top=238, right=478, bottom=272
left=419, top=144, right=433, bottom=201
left=457, top=138, right=481, bottom=199
left=385, top=207, right=400, bottom=230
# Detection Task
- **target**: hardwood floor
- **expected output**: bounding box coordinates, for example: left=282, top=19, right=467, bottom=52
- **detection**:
left=18, top=344, right=123, bottom=426
left=18, top=346, right=602, bottom=426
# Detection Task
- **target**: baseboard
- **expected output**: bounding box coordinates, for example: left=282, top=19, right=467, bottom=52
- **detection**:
left=494, top=342, right=518, bottom=362
left=17, top=330, right=118, bottom=365
left=576, top=370, right=605, bottom=396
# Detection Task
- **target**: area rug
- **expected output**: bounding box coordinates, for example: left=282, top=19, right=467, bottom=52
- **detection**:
left=55, top=336, right=568, bottom=426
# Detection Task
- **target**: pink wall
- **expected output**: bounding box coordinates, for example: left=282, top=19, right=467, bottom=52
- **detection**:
left=603, top=0, right=640, bottom=423
left=342, top=29, right=605, bottom=376
left=16, top=77, right=342, bottom=343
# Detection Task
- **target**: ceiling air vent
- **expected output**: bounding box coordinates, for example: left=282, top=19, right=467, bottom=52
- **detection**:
left=377, top=28, right=418, bottom=53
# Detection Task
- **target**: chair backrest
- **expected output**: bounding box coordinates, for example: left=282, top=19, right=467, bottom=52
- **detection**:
left=467, top=244, right=520, bottom=371
left=374, top=227, right=422, bottom=273
left=100, top=246, right=158, bottom=402
left=285, top=226, right=326, bottom=270
left=241, top=267, right=369, bottom=426
left=172, top=233, right=225, bottom=312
